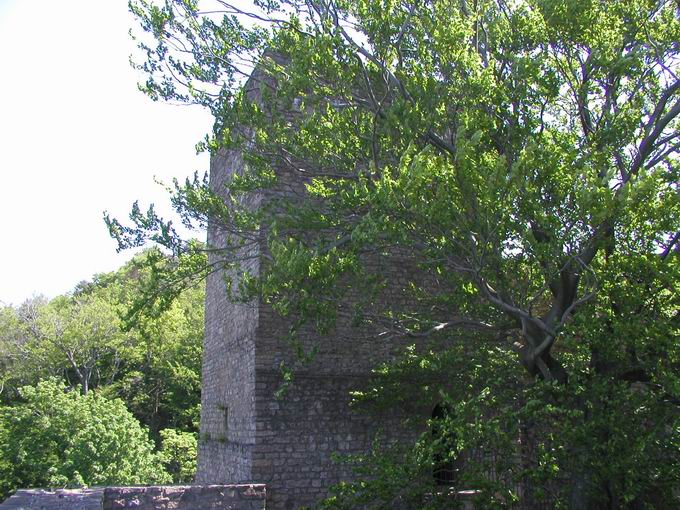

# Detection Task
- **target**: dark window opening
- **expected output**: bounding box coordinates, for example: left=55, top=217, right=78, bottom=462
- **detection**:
left=223, top=405, right=229, bottom=435
left=432, top=403, right=458, bottom=485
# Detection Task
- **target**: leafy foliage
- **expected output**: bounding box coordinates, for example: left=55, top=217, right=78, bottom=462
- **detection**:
left=0, top=251, right=203, bottom=497
left=158, top=428, right=198, bottom=484
left=0, top=250, right=203, bottom=434
left=115, top=0, right=680, bottom=507
left=0, top=379, right=168, bottom=499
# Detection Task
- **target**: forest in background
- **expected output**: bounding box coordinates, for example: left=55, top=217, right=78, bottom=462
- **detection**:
left=0, top=249, right=203, bottom=499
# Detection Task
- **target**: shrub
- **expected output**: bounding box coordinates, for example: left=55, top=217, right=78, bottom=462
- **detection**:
left=0, top=379, right=169, bottom=499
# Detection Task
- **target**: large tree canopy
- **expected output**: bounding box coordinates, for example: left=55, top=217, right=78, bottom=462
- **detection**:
left=111, top=0, right=680, bottom=507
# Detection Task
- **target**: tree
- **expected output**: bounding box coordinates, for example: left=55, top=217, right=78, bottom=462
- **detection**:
left=0, top=251, right=203, bottom=435
left=36, top=294, right=130, bottom=395
left=0, top=253, right=204, bottom=498
left=104, top=277, right=204, bottom=435
left=0, top=302, right=34, bottom=396
left=112, top=0, right=680, bottom=507
left=157, top=428, right=198, bottom=483
left=0, top=379, right=168, bottom=499
left=0, top=292, right=132, bottom=397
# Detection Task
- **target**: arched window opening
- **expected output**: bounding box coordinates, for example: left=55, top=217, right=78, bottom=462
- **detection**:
left=432, top=403, right=458, bottom=485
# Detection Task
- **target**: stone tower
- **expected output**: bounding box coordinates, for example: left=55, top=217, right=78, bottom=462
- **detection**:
left=195, top=69, right=417, bottom=510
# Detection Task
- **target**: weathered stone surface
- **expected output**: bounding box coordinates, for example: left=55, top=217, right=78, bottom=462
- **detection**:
left=196, top=65, right=423, bottom=510
left=0, top=485, right=266, bottom=510
left=0, top=488, right=103, bottom=510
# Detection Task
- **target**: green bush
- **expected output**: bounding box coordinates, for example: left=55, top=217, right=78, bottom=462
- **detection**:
left=0, top=379, right=169, bottom=499
left=158, top=428, right=197, bottom=483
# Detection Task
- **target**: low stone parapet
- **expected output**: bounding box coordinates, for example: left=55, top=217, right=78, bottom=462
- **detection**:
left=0, top=484, right=267, bottom=510
left=0, top=488, right=104, bottom=510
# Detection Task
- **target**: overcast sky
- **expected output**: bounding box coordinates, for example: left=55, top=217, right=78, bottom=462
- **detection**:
left=0, top=1, right=213, bottom=305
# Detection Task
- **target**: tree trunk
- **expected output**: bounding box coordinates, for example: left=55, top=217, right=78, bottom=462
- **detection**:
left=569, top=468, right=594, bottom=510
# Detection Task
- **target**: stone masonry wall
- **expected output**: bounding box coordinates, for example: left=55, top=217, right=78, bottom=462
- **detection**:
left=197, top=59, right=277, bottom=487
left=196, top=147, right=261, bottom=484
left=0, top=485, right=266, bottom=510
left=250, top=255, right=426, bottom=510
left=197, top=59, right=426, bottom=509
left=252, top=371, right=414, bottom=510
left=103, top=485, right=266, bottom=510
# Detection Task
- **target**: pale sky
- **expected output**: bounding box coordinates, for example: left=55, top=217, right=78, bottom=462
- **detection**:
left=0, top=0, right=213, bottom=305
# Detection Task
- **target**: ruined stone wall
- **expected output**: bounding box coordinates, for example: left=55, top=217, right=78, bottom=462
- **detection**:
left=0, top=485, right=267, bottom=510
left=250, top=254, right=426, bottom=509
left=196, top=61, right=425, bottom=509
left=102, top=485, right=266, bottom=510
left=196, top=147, right=261, bottom=484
